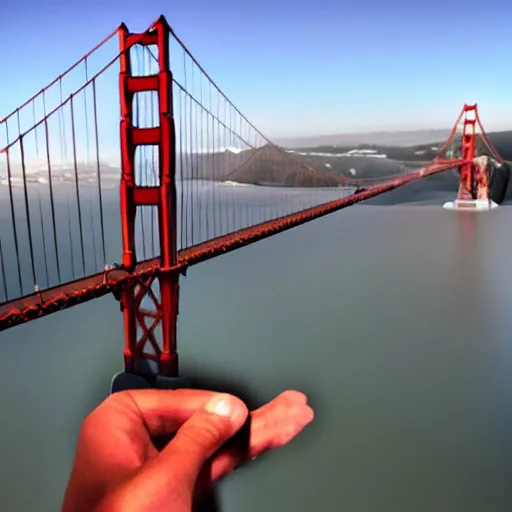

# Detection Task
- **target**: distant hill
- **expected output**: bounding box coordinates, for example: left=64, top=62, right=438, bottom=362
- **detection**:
left=483, top=131, right=512, bottom=161
left=177, top=150, right=253, bottom=181
left=223, top=145, right=340, bottom=187
left=275, top=129, right=452, bottom=149
left=282, top=130, right=512, bottom=184
left=173, top=130, right=512, bottom=188
left=276, top=129, right=512, bottom=157
left=287, top=131, right=512, bottom=161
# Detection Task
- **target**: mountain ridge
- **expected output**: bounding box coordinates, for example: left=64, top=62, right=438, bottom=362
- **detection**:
left=275, top=129, right=512, bottom=149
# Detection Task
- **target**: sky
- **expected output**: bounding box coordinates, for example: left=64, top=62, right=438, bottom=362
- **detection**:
left=1, top=0, right=512, bottom=158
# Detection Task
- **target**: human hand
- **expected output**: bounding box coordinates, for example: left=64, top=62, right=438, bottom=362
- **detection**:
left=62, top=389, right=314, bottom=511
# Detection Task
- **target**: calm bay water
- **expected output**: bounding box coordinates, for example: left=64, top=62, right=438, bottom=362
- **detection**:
left=1, top=182, right=512, bottom=511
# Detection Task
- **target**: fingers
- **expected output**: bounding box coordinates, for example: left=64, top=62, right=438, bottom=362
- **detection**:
left=81, top=388, right=229, bottom=457
left=88, top=388, right=309, bottom=442
left=160, top=394, right=249, bottom=482
left=125, top=394, right=249, bottom=506
left=249, top=390, right=314, bottom=453
left=69, top=388, right=313, bottom=511
left=195, top=390, right=314, bottom=494
left=111, top=389, right=228, bottom=436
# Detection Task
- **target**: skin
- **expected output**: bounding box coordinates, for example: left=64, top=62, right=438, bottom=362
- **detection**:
left=62, top=389, right=314, bottom=511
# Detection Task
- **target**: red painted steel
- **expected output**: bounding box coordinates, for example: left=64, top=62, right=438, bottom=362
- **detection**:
left=0, top=160, right=463, bottom=332
left=118, top=16, right=179, bottom=377
left=458, top=105, right=477, bottom=200
left=434, top=103, right=501, bottom=201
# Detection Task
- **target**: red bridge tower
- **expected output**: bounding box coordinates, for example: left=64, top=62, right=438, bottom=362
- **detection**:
left=112, top=16, right=188, bottom=392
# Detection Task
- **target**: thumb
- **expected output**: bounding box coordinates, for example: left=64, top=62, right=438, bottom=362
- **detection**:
left=160, top=393, right=249, bottom=487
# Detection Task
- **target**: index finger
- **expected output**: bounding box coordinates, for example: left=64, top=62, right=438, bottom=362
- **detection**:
left=89, top=389, right=229, bottom=438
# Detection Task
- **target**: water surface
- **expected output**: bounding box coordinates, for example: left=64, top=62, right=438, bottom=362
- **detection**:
left=1, top=184, right=512, bottom=511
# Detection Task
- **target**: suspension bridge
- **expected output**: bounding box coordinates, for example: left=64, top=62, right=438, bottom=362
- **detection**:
left=0, top=15, right=507, bottom=389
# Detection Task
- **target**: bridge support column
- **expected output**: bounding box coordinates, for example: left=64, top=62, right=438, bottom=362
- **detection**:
left=113, top=17, right=188, bottom=392
left=455, top=104, right=490, bottom=202
left=457, top=104, right=477, bottom=200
